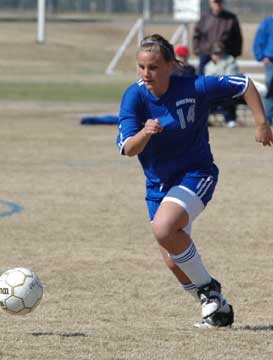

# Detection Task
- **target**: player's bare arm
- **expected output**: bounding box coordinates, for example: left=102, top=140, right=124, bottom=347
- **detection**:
left=124, top=118, right=163, bottom=156
left=243, top=78, right=273, bottom=146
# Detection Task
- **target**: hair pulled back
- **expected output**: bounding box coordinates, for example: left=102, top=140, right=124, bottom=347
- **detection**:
left=138, top=34, right=176, bottom=62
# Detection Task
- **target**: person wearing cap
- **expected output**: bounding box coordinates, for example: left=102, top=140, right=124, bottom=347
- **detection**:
left=205, top=41, right=240, bottom=128
left=205, top=42, right=240, bottom=76
left=253, top=15, right=273, bottom=126
left=174, top=45, right=196, bottom=76
left=193, top=0, right=242, bottom=75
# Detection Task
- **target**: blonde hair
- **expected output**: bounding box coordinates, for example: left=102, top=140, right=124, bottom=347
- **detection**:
left=138, top=34, right=175, bottom=62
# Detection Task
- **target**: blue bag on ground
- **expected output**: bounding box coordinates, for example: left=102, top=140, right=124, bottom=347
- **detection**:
left=81, top=115, right=118, bottom=125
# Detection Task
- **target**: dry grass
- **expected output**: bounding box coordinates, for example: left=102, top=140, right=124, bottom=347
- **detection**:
left=0, top=21, right=272, bottom=360
left=0, top=20, right=260, bottom=81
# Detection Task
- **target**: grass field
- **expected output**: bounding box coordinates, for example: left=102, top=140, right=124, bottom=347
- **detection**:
left=0, top=20, right=273, bottom=360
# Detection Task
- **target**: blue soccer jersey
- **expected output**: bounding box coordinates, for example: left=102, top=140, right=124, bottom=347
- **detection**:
left=117, top=74, right=248, bottom=187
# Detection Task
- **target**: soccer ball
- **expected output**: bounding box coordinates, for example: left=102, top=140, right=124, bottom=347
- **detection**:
left=0, top=267, right=43, bottom=315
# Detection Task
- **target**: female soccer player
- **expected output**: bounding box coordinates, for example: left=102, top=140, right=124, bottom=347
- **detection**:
left=116, top=34, right=273, bottom=328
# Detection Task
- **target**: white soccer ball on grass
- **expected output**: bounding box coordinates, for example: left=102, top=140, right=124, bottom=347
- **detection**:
left=0, top=267, right=43, bottom=315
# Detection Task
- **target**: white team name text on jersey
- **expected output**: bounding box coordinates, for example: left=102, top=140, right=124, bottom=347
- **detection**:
left=176, top=98, right=196, bottom=107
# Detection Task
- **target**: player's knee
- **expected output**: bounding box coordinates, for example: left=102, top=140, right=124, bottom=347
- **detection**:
left=151, top=218, right=173, bottom=247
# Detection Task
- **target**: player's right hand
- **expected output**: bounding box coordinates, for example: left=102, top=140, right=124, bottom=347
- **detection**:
left=144, top=118, right=163, bottom=135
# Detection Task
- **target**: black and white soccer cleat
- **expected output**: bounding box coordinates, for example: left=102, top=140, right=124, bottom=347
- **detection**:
left=197, top=278, right=223, bottom=319
left=194, top=304, right=234, bottom=329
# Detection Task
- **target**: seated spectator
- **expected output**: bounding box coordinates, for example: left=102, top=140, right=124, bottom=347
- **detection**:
left=174, top=45, right=196, bottom=76
left=205, top=41, right=240, bottom=76
left=192, top=0, right=242, bottom=75
left=205, top=41, right=240, bottom=128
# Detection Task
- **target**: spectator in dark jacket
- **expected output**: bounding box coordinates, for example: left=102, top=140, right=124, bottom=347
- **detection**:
left=193, top=0, right=242, bottom=75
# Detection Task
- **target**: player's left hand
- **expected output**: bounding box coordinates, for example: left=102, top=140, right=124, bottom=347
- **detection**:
left=255, top=123, right=273, bottom=146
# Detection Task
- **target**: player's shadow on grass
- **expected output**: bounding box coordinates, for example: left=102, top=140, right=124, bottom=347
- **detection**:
left=237, top=325, right=273, bottom=332
left=32, top=332, right=88, bottom=337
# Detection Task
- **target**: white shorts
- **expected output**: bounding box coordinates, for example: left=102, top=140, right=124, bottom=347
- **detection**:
left=162, top=185, right=205, bottom=234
